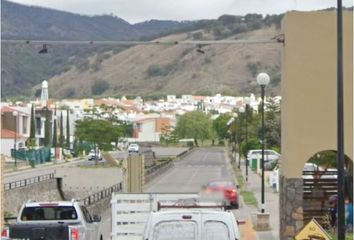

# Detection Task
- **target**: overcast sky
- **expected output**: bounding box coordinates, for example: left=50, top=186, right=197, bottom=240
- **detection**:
left=10, top=0, right=354, bottom=23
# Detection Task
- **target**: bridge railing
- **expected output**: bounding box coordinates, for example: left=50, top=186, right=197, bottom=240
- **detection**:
left=4, top=173, right=55, bottom=191
left=144, top=160, right=173, bottom=183
left=81, top=182, right=123, bottom=206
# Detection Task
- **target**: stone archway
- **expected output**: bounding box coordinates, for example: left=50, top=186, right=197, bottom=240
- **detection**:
left=302, top=150, right=353, bottom=228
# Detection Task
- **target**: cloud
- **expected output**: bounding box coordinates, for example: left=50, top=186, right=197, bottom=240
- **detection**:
left=10, top=0, right=354, bottom=23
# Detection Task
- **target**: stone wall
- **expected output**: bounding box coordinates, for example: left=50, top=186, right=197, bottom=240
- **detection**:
left=4, top=179, right=62, bottom=216
left=279, top=175, right=304, bottom=240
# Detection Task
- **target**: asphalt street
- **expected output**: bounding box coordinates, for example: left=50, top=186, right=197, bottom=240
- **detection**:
left=144, top=147, right=232, bottom=193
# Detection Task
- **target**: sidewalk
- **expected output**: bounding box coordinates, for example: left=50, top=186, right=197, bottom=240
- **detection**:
left=4, top=157, right=83, bottom=175
left=239, top=158, right=279, bottom=240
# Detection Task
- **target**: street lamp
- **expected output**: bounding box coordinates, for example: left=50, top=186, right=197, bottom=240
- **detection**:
left=238, top=106, right=245, bottom=170
left=12, top=110, right=18, bottom=168
left=336, top=0, right=345, bottom=239
left=244, top=97, right=251, bottom=182
left=257, top=72, right=270, bottom=213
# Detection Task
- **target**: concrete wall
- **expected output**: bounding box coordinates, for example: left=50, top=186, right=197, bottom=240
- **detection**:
left=280, top=11, right=353, bottom=240
left=4, top=168, right=123, bottom=217
left=4, top=179, right=62, bottom=216
left=281, top=11, right=353, bottom=178
left=55, top=167, right=122, bottom=192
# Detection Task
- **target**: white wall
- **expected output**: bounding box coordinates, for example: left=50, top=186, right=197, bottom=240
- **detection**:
left=1, top=138, right=26, bottom=157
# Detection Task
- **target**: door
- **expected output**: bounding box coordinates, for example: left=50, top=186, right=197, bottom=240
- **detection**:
left=146, top=212, right=201, bottom=240
left=80, top=206, right=97, bottom=240
left=201, top=212, right=238, bottom=240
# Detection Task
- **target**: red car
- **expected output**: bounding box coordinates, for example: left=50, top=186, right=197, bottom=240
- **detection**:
left=202, top=179, right=239, bottom=209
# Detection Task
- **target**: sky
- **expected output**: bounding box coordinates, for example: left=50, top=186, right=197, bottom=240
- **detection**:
left=9, top=0, right=354, bottom=23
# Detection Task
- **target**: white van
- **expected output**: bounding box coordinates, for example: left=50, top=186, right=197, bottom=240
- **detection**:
left=247, top=149, right=280, bottom=163
left=143, top=209, right=241, bottom=240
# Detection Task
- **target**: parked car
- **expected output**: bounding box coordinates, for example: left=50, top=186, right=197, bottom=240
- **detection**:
left=128, top=143, right=139, bottom=153
left=247, top=149, right=280, bottom=163
left=202, top=179, right=239, bottom=209
left=2, top=200, right=103, bottom=240
left=302, top=163, right=337, bottom=179
left=88, top=149, right=102, bottom=161
left=264, top=159, right=278, bottom=170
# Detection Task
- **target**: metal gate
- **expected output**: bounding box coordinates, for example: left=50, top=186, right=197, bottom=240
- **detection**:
left=302, top=171, right=337, bottom=225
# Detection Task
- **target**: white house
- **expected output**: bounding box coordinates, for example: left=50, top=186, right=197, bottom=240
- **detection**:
left=1, top=106, right=30, bottom=157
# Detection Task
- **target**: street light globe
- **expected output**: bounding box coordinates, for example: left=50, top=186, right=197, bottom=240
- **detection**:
left=12, top=110, right=18, bottom=117
left=239, top=106, right=245, bottom=113
left=256, top=72, right=270, bottom=86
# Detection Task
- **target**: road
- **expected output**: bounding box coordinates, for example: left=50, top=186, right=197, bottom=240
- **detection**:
left=144, top=147, right=232, bottom=193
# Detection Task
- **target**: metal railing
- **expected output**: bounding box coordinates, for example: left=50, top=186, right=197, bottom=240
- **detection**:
left=4, top=173, right=55, bottom=191
left=145, top=160, right=173, bottom=183
left=81, top=182, right=122, bottom=206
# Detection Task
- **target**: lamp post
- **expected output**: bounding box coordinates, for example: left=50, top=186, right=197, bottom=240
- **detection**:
left=238, top=106, right=245, bottom=170
left=336, top=0, right=345, bottom=239
left=244, top=97, right=251, bottom=182
left=12, top=111, right=18, bottom=168
left=257, top=72, right=270, bottom=213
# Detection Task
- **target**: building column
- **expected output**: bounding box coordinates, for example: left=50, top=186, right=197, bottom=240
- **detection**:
left=279, top=175, right=304, bottom=240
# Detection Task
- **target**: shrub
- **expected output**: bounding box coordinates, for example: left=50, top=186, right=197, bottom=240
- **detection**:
left=146, top=62, right=176, bottom=78
left=246, top=62, right=261, bottom=77
left=91, top=80, right=110, bottom=95
left=62, top=87, right=76, bottom=98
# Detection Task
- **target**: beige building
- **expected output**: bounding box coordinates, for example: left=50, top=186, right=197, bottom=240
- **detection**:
left=280, top=11, right=353, bottom=239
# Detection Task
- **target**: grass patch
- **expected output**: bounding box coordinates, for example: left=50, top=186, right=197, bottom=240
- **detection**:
left=329, top=233, right=353, bottom=240
left=233, top=162, right=258, bottom=207
left=240, top=191, right=258, bottom=206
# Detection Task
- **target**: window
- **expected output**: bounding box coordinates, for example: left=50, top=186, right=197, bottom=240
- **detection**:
left=80, top=206, right=93, bottom=223
left=203, top=221, right=230, bottom=240
left=20, top=206, right=77, bottom=221
left=153, top=221, right=197, bottom=240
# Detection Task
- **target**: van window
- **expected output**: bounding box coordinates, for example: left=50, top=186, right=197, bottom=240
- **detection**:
left=204, top=221, right=230, bottom=240
left=153, top=221, right=197, bottom=240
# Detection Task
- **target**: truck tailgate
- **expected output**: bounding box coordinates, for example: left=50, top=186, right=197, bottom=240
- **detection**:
left=9, top=223, right=69, bottom=240
left=111, top=193, right=198, bottom=240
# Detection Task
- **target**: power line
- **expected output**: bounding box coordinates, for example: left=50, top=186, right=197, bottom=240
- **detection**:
left=1, top=38, right=281, bottom=46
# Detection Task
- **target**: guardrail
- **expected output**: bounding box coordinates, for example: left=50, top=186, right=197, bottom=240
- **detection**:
left=4, top=173, right=55, bottom=191
left=81, top=182, right=122, bottom=206
left=145, top=160, right=173, bottom=183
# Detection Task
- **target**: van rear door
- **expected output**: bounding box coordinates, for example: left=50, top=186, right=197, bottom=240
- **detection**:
left=145, top=212, right=201, bottom=240
left=201, top=212, right=239, bottom=240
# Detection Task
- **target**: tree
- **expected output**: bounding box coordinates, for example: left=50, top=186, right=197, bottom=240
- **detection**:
left=52, top=109, right=57, bottom=148
left=43, top=108, right=51, bottom=147
left=175, top=111, right=212, bottom=146
left=27, top=104, right=36, bottom=149
left=75, top=119, right=123, bottom=152
left=66, top=108, right=70, bottom=149
left=213, top=113, right=233, bottom=140
left=59, top=111, right=64, bottom=149
left=264, top=97, right=281, bottom=151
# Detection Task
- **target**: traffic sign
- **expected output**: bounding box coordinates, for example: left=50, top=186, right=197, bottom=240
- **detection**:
left=295, top=218, right=332, bottom=240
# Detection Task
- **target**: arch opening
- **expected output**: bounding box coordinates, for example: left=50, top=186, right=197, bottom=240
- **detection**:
left=302, top=150, right=353, bottom=228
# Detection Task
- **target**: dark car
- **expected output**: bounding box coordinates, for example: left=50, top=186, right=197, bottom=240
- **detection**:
left=202, top=179, right=239, bottom=209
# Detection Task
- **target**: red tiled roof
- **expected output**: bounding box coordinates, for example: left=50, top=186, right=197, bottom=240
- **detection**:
left=1, top=106, right=28, bottom=115
left=1, top=128, right=27, bottom=139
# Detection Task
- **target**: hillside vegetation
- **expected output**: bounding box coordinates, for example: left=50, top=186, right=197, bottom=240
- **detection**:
left=1, top=0, right=283, bottom=99
left=48, top=27, right=282, bottom=99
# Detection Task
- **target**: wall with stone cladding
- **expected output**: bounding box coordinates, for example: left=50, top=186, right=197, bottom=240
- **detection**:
left=4, top=179, right=62, bottom=216
left=279, top=175, right=304, bottom=240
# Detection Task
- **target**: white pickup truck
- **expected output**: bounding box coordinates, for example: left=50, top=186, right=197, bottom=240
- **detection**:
left=2, top=200, right=103, bottom=240
left=111, top=193, right=242, bottom=240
